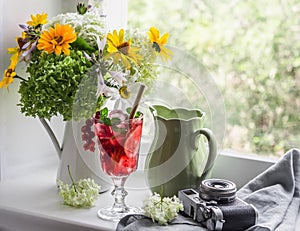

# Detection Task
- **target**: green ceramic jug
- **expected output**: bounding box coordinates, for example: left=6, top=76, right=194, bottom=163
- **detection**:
left=145, top=105, right=218, bottom=197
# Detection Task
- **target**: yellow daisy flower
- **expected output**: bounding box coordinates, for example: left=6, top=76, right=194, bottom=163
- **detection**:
left=106, top=29, right=142, bottom=69
left=37, top=24, right=77, bottom=55
left=27, top=13, right=48, bottom=27
left=8, top=47, right=21, bottom=69
left=148, top=27, right=172, bottom=61
left=0, top=68, right=16, bottom=89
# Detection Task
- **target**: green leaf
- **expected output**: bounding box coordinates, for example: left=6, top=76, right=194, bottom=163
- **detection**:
left=126, top=107, right=142, bottom=118
left=100, top=107, right=108, bottom=118
left=71, top=37, right=96, bottom=52
left=126, top=107, right=132, bottom=114
left=103, top=118, right=111, bottom=126
left=135, top=111, right=142, bottom=118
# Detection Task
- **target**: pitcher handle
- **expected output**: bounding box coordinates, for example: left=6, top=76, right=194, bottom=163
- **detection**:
left=193, top=128, right=218, bottom=176
left=39, top=118, right=62, bottom=158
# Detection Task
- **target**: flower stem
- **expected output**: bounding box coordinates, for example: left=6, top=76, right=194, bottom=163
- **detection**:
left=13, top=75, right=27, bottom=81
left=67, top=165, right=78, bottom=193
left=159, top=185, right=165, bottom=211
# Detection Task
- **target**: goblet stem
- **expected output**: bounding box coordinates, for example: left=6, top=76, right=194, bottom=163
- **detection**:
left=111, top=177, right=129, bottom=212
left=97, top=175, right=142, bottom=221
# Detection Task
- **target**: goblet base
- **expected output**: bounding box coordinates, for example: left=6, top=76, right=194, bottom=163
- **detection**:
left=97, top=206, right=142, bottom=221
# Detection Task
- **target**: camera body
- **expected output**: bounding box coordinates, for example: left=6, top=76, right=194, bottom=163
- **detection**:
left=178, top=179, right=257, bottom=231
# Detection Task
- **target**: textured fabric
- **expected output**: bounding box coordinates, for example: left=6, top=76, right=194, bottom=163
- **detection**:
left=116, top=148, right=300, bottom=231
left=238, top=148, right=300, bottom=231
left=116, top=213, right=206, bottom=231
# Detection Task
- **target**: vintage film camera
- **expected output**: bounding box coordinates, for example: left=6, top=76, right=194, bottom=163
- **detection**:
left=178, top=179, right=258, bottom=231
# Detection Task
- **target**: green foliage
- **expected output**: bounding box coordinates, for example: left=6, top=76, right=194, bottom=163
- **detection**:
left=76, top=3, right=88, bottom=15
left=18, top=49, right=92, bottom=121
left=129, top=0, right=300, bottom=156
left=71, top=37, right=96, bottom=52
left=72, top=65, right=105, bottom=120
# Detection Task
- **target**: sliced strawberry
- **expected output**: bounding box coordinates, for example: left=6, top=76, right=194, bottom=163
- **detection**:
left=124, top=123, right=143, bottom=158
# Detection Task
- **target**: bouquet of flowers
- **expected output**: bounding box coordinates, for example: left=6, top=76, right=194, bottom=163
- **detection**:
left=1, top=0, right=172, bottom=121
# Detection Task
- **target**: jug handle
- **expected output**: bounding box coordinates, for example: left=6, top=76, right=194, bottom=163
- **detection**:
left=193, top=128, right=218, bottom=175
left=39, top=118, right=62, bottom=158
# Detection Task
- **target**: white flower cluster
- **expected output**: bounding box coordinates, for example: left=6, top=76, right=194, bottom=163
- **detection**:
left=57, top=178, right=100, bottom=208
left=46, top=11, right=106, bottom=47
left=143, top=192, right=184, bottom=225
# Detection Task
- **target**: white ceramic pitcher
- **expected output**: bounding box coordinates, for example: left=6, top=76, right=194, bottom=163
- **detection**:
left=40, top=118, right=111, bottom=192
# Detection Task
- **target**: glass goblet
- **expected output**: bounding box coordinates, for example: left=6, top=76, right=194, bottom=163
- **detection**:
left=94, top=114, right=143, bottom=221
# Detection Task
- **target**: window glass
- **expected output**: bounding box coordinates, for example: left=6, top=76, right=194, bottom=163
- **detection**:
left=128, top=0, right=300, bottom=157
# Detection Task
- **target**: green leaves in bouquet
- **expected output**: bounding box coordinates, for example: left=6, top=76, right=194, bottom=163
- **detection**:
left=71, top=37, right=96, bottom=52
left=72, top=64, right=105, bottom=121
left=76, top=2, right=88, bottom=15
left=18, top=49, right=93, bottom=121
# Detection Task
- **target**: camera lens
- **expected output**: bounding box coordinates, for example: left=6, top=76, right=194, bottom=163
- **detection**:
left=199, top=179, right=237, bottom=203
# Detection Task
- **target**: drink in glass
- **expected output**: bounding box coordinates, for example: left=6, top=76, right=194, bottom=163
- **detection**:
left=94, top=110, right=143, bottom=221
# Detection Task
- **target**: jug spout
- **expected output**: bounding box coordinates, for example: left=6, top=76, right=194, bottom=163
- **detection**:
left=39, top=118, right=62, bottom=159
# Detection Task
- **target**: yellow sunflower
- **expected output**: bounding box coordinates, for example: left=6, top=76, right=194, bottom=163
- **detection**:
left=37, top=24, right=77, bottom=55
left=0, top=68, right=16, bottom=89
left=27, top=13, right=48, bottom=27
left=148, top=27, right=172, bottom=61
left=106, top=29, right=142, bottom=69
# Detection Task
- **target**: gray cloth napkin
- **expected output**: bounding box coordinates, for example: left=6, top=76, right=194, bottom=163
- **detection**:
left=116, top=148, right=300, bottom=231
left=116, top=214, right=206, bottom=231
left=237, top=148, right=300, bottom=231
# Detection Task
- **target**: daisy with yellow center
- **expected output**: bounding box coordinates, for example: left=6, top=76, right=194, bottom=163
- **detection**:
left=106, top=29, right=142, bottom=69
left=119, top=85, right=130, bottom=99
left=148, top=27, right=172, bottom=61
left=27, top=13, right=48, bottom=27
left=37, top=24, right=77, bottom=55
left=0, top=68, right=16, bottom=89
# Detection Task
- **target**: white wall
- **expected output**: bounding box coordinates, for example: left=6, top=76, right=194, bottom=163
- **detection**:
left=0, top=0, right=127, bottom=181
left=105, top=0, right=128, bottom=30
left=0, top=0, right=4, bottom=181
left=0, top=0, right=67, bottom=181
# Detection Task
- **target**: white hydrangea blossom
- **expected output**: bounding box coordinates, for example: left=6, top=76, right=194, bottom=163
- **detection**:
left=143, top=192, right=184, bottom=225
left=45, top=11, right=106, bottom=47
left=57, top=178, right=100, bottom=208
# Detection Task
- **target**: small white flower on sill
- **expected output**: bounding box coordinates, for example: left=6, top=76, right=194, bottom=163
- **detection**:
left=57, top=178, right=100, bottom=208
left=57, top=166, right=100, bottom=208
left=143, top=192, right=184, bottom=225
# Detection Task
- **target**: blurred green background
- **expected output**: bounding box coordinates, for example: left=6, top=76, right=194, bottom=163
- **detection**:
left=128, top=0, right=300, bottom=157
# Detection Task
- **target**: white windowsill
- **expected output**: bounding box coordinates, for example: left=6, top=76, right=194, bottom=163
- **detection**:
left=1, top=151, right=299, bottom=230
left=0, top=154, right=150, bottom=231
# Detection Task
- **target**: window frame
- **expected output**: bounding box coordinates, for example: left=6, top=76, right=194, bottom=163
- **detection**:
left=211, top=151, right=276, bottom=188
left=0, top=0, right=278, bottom=185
